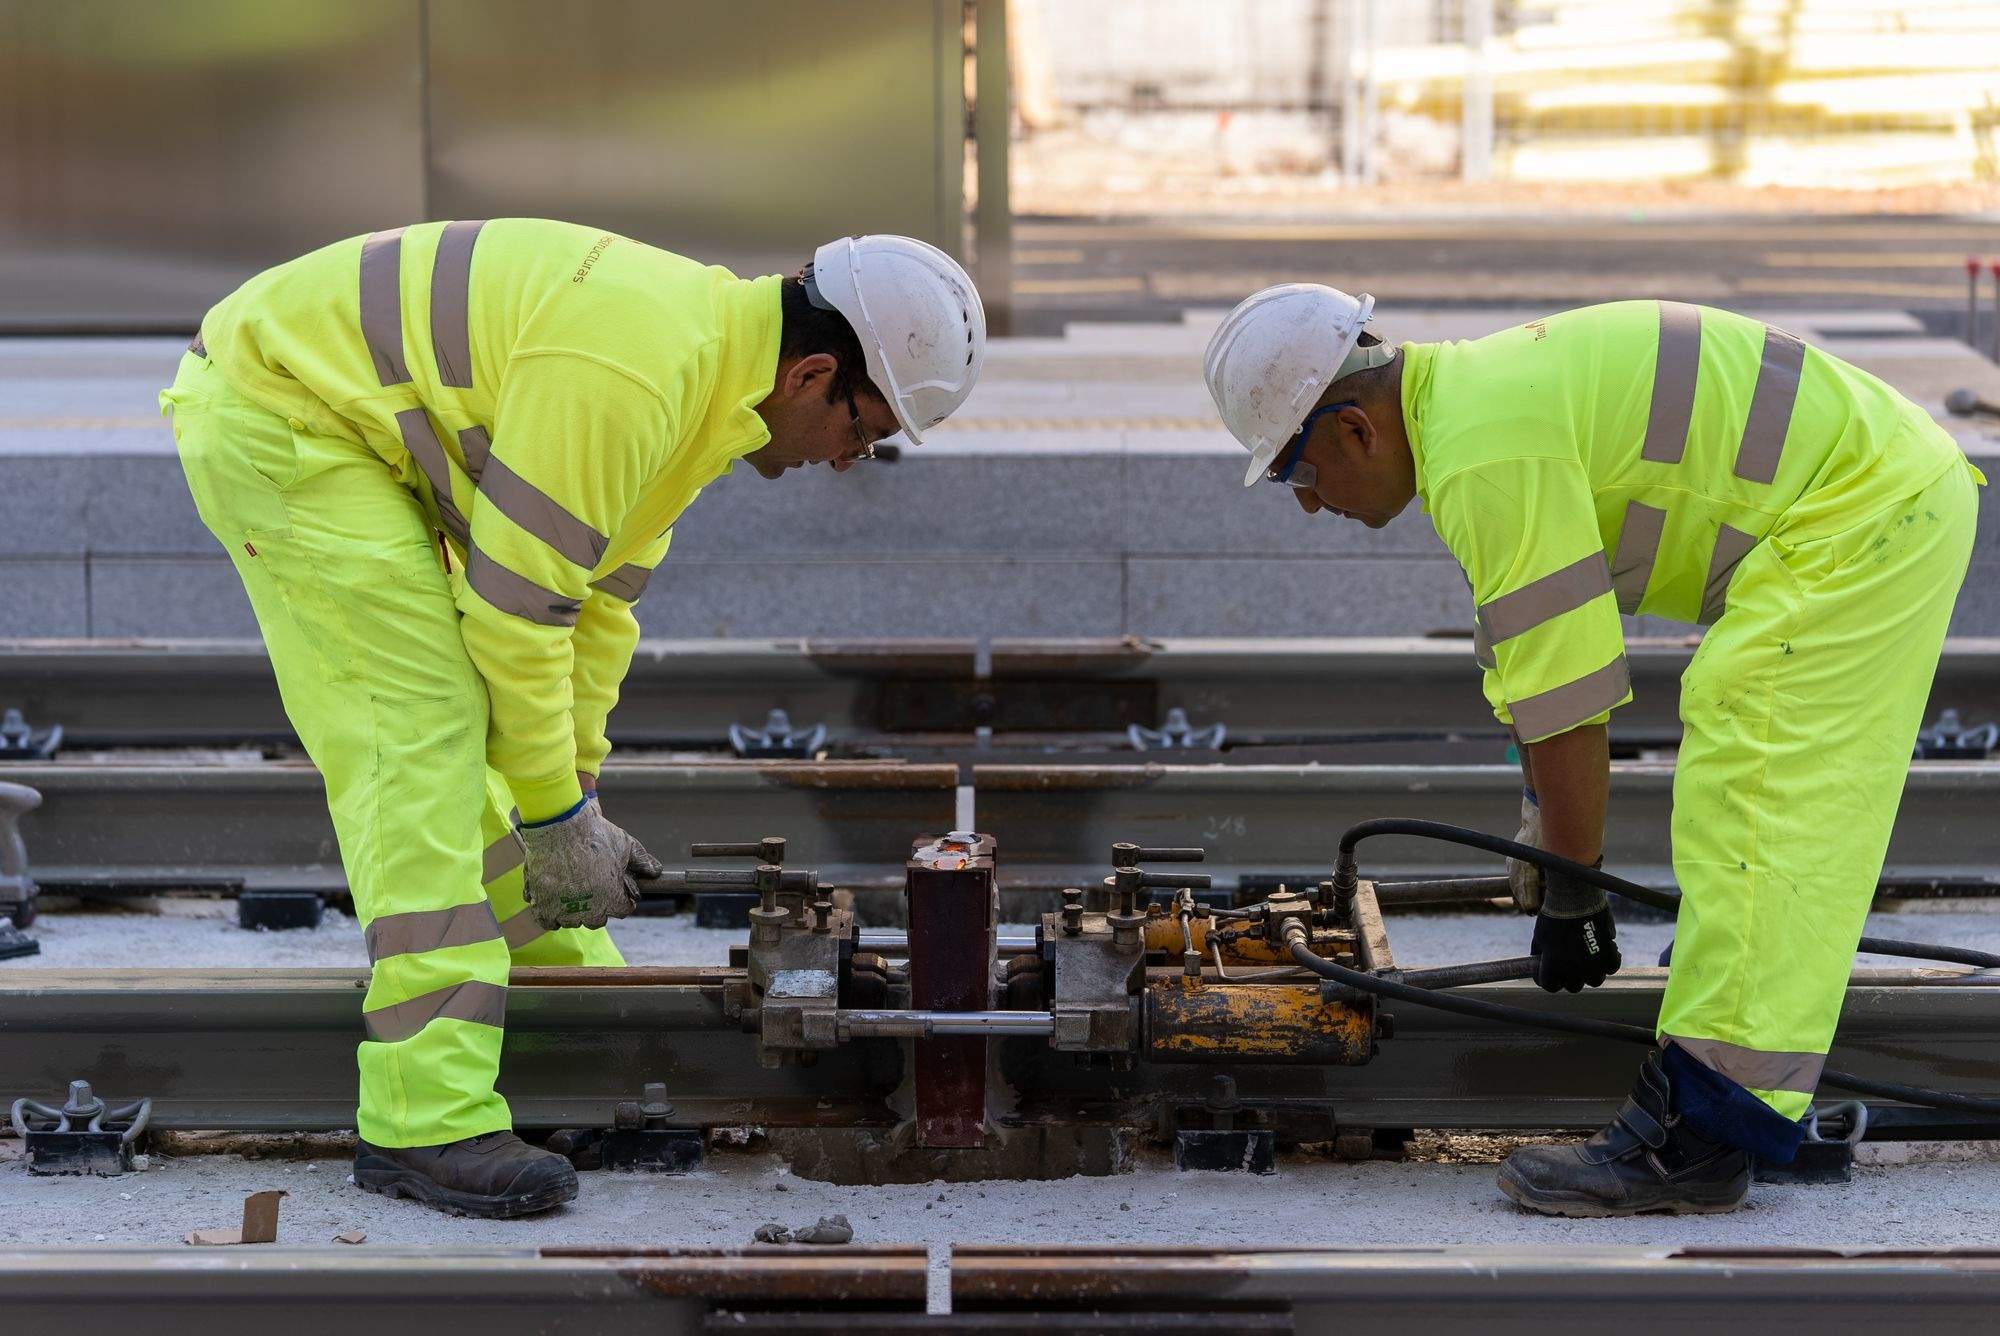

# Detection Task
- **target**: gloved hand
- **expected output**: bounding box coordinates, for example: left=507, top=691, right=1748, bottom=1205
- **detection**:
left=518, top=797, right=664, bottom=931
left=1508, top=787, right=1544, bottom=914
left=1530, top=862, right=1620, bottom=993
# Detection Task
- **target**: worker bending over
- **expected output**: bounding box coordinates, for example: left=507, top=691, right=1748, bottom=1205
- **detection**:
left=1205, top=288, right=1982, bottom=1215
left=161, top=221, right=985, bottom=1217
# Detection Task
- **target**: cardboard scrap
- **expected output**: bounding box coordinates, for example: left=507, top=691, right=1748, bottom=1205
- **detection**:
left=333, top=1229, right=367, bottom=1245
left=185, top=1189, right=286, bottom=1246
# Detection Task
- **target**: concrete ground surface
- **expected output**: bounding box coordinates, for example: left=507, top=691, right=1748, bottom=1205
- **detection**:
left=7, top=899, right=2000, bottom=1251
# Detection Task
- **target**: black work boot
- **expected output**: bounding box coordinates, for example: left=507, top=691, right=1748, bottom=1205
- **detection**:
left=354, top=1131, right=578, bottom=1219
left=1497, top=1051, right=1751, bottom=1217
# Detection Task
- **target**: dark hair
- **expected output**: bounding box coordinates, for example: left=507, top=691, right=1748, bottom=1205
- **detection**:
left=779, top=275, right=878, bottom=402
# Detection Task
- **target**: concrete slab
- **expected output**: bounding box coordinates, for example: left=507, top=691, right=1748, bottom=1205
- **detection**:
left=0, top=457, right=88, bottom=557
left=637, top=556, right=1126, bottom=639
left=83, top=457, right=210, bottom=556
left=0, top=559, right=89, bottom=637
left=87, top=557, right=254, bottom=639
left=1125, top=556, right=1470, bottom=637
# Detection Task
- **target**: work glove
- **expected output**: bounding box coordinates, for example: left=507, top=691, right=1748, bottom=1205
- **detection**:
left=1530, top=861, right=1620, bottom=994
left=518, top=797, right=664, bottom=931
left=1508, top=787, right=1544, bottom=914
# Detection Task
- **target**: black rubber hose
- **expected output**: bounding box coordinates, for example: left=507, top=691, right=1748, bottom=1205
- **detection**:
left=1287, top=940, right=2000, bottom=1116
left=1337, top=817, right=2000, bottom=971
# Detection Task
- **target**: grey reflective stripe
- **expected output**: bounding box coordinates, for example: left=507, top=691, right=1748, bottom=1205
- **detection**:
left=589, top=563, right=652, bottom=603
left=429, top=219, right=485, bottom=389
left=1507, top=655, right=1630, bottom=741
left=482, top=829, right=526, bottom=884
left=1663, top=1035, right=1824, bottom=1096
left=1477, top=553, right=1612, bottom=646
left=188, top=333, right=206, bottom=357
left=499, top=907, right=548, bottom=951
left=364, top=901, right=502, bottom=962
left=359, top=228, right=411, bottom=386
left=1609, top=501, right=1667, bottom=615
left=1471, top=616, right=1496, bottom=671
left=459, top=425, right=493, bottom=483
left=1641, top=301, right=1702, bottom=465
left=394, top=408, right=471, bottom=543
left=362, top=979, right=507, bottom=1044
left=1701, top=523, right=1759, bottom=624
left=466, top=547, right=582, bottom=626
left=1734, top=324, right=1806, bottom=485
left=479, top=455, right=609, bottom=569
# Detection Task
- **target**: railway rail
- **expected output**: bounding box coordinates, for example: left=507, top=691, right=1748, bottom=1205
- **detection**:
left=10, top=1245, right=2000, bottom=1333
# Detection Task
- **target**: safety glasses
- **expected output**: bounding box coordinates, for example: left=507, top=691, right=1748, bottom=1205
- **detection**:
left=1266, top=399, right=1355, bottom=489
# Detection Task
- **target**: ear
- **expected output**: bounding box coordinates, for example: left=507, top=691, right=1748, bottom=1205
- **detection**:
left=1337, top=404, right=1378, bottom=455
left=782, top=352, right=839, bottom=397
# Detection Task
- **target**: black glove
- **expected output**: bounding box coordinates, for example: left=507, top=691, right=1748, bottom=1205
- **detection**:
left=1530, top=861, right=1620, bottom=993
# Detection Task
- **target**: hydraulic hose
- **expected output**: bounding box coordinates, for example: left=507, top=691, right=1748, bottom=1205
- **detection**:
left=1287, top=937, right=2000, bottom=1116
left=1338, top=817, right=2000, bottom=971
left=1309, top=817, right=2000, bottom=1115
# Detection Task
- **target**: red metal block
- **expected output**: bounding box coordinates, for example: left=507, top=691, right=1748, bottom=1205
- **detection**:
left=905, top=832, right=997, bottom=1148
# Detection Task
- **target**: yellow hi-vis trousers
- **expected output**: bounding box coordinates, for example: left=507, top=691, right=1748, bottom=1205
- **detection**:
left=1660, top=453, right=1983, bottom=1120
left=163, top=351, right=623, bottom=1148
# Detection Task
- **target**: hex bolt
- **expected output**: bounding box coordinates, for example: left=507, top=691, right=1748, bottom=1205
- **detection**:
left=62, top=1079, right=102, bottom=1121
left=640, top=1081, right=675, bottom=1127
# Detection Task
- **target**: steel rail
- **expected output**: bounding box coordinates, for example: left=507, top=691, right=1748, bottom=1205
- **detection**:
left=3, top=966, right=1996, bottom=1136
left=10, top=758, right=1997, bottom=898
left=6, top=635, right=1996, bottom=747
left=8, top=1245, right=2000, bottom=1333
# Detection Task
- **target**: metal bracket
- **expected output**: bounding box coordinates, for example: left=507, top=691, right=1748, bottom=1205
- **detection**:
left=1916, top=708, right=1998, bottom=759
left=10, top=1080, right=151, bottom=1176
left=548, top=1082, right=704, bottom=1173
left=1171, top=1076, right=1276, bottom=1174
left=1127, top=707, right=1226, bottom=752
left=0, top=780, right=42, bottom=928
left=1755, top=1100, right=1868, bottom=1185
left=729, top=708, right=828, bottom=759
left=0, top=708, right=61, bottom=761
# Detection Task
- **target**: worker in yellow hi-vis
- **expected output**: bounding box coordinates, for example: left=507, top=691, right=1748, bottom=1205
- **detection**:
left=1205, top=289, right=1983, bottom=1216
left=160, top=221, right=985, bottom=1217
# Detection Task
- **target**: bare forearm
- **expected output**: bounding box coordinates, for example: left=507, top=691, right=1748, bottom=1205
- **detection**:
left=1521, top=724, right=1608, bottom=865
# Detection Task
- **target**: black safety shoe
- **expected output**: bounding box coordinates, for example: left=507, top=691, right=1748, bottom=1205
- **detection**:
left=354, top=1131, right=578, bottom=1219
left=1497, top=1051, right=1750, bottom=1217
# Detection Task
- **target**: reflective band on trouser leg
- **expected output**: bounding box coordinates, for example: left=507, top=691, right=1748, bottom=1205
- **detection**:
left=475, top=769, right=625, bottom=967
left=1641, top=302, right=1702, bottom=465
left=1734, top=325, right=1806, bottom=485
left=1477, top=552, right=1612, bottom=645
left=364, top=979, right=507, bottom=1043
left=466, top=547, right=582, bottom=625
left=478, top=455, right=609, bottom=569
left=1658, top=1035, right=1823, bottom=1099
left=1700, top=523, right=1759, bottom=625
left=1661, top=465, right=1978, bottom=1123
left=365, top=901, right=502, bottom=961
left=167, top=371, right=513, bottom=1148
left=1505, top=656, right=1630, bottom=741
left=429, top=220, right=486, bottom=389
left=360, top=228, right=411, bottom=387
left=395, top=408, right=472, bottom=544
left=1610, top=501, right=1667, bottom=615
left=589, top=563, right=651, bottom=603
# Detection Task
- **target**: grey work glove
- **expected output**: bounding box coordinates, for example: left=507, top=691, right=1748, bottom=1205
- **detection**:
left=518, top=796, right=663, bottom=931
left=1508, top=787, right=1544, bottom=914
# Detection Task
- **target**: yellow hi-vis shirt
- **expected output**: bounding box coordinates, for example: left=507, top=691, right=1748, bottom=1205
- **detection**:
left=197, top=220, right=782, bottom=819
left=1401, top=300, right=1976, bottom=742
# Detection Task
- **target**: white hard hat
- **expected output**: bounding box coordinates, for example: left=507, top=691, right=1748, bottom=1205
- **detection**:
left=1203, top=283, right=1375, bottom=486
left=805, top=235, right=986, bottom=444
